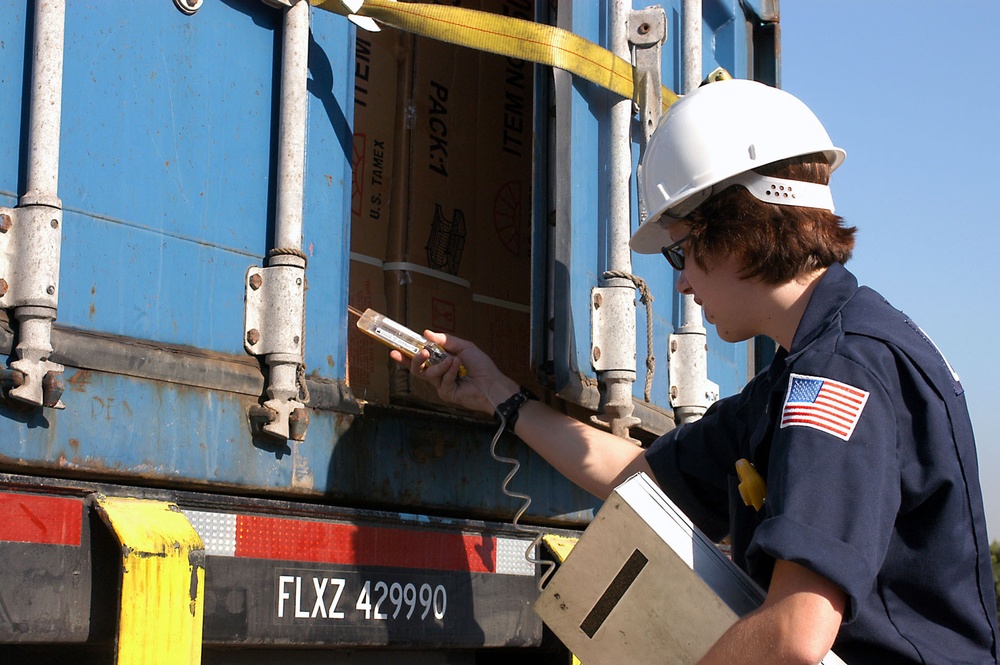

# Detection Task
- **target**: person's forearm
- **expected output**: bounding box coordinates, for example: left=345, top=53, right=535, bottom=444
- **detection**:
left=507, top=398, right=651, bottom=500
left=698, top=560, right=843, bottom=665
left=407, top=337, right=652, bottom=500
left=698, top=606, right=797, bottom=665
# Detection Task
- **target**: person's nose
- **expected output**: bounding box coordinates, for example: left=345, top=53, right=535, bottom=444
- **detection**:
left=675, top=270, right=693, bottom=295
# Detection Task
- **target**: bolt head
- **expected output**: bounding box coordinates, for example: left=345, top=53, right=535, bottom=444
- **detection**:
left=0, top=213, right=12, bottom=233
left=247, top=329, right=261, bottom=346
left=593, top=346, right=601, bottom=362
left=0, top=279, right=8, bottom=297
left=249, top=273, right=263, bottom=290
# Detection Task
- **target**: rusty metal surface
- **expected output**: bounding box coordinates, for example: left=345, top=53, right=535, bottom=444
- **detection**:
left=0, top=311, right=594, bottom=523
left=0, top=363, right=598, bottom=526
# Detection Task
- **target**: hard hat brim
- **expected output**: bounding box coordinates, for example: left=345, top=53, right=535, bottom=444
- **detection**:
left=629, top=211, right=679, bottom=254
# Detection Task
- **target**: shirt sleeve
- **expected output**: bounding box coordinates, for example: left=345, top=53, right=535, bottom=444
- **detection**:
left=644, top=390, right=747, bottom=542
left=747, top=347, right=900, bottom=623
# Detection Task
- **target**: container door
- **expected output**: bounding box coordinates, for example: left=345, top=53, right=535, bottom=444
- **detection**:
left=533, top=0, right=780, bottom=428
left=0, top=1, right=354, bottom=487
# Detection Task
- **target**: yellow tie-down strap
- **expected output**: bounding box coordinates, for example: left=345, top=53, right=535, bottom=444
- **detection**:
left=311, top=0, right=681, bottom=111
left=92, top=495, right=206, bottom=665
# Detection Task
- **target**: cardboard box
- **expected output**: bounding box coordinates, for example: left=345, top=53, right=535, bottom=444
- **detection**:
left=472, top=0, right=535, bottom=304
left=385, top=266, right=476, bottom=407
left=467, top=0, right=539, bottom=408
left=372, top=0, right=540, bottom=409
left=396, top=18, right=480, bottom=282
left=346, top=256, right=392, bottom=404
left=472, top=296, right=543, bottom=396
left=351, top=29, right=402, bottom=260
left=349, top=30, right=403, bottom=405
left=380, top=8, right=480, bottom=408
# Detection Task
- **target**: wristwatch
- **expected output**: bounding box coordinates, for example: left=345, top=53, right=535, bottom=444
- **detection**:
left=495, top=387, right=539, bottom=432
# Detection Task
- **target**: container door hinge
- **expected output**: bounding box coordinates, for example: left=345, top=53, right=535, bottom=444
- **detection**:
left=630, top=7, right=666, bottom=226
left=244, top=263, right=309, bottom=441
left=0, top=205, right=65, bottom=409
left=629, top=7, right=666, bottom=141
left=590, top=286, right=641, bottom=442
left=668, top=332, right=719, bottom=419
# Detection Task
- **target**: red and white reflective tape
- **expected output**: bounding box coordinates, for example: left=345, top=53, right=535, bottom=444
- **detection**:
left=0, top=491, right=83, bottom=546
left=184, top=509, right=536, bottom=577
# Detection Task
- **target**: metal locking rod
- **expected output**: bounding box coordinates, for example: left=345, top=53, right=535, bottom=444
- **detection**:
left=243, top=0, right=311, bottom=441
left=0, top=0, right=67, bottom=409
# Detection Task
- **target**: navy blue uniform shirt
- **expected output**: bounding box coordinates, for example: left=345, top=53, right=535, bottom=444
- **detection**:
left=645, top=263, right=999, bottom=663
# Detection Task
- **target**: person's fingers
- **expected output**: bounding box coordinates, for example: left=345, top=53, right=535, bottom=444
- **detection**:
left=420, top=354, right=453, bottom=380
left=424, top=330, right=474, bottom=354
left=404, top=348, right=431, bottom=376
left=390, top=348, right=433, bottom=373
left=438, top=355, right=462, bottom=394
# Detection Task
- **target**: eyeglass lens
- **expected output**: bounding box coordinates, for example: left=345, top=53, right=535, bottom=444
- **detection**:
left=660, top=236, right=688, bottom=271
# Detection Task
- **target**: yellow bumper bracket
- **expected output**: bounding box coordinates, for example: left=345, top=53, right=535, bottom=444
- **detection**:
left=92, top=495, right=206, bottom=665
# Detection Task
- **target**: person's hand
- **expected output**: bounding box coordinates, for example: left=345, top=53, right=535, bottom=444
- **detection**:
left=390, top=331, right=518, bottom=416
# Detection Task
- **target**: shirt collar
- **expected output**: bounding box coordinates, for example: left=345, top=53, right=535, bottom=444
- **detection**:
left=785, top=262, right=859, bottom=362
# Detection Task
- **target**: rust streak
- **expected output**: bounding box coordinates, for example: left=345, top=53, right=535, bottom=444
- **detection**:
left=67, top=369, right=92, bottom=392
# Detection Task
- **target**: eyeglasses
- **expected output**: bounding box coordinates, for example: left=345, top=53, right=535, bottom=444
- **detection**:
left=660, top=235, right=690, bottom=271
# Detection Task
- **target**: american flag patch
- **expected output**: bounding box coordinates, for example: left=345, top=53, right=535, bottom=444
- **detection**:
left=779, top=373, right=870, bottom=441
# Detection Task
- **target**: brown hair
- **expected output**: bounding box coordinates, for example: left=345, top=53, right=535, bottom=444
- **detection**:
left=683, top=153, right=856, bottom=284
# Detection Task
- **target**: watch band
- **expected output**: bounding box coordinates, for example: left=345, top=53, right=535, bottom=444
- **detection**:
left=495, top=387, right=539, bottom=432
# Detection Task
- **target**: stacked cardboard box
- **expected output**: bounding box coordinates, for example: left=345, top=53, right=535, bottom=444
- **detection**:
left=471, top=0, right=537, bottom=395
left=384, top=19, right=479, bottom=406
left=346, top=28, right=402, bottom=404
left=348, top=0, right=541, bottom=408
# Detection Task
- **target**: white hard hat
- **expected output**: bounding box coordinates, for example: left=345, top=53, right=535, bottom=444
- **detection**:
left=630, top=79, right=847, bottom=254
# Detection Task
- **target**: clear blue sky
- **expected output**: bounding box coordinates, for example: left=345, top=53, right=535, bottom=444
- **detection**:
left=780, top=2, right=1000, bottom=540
